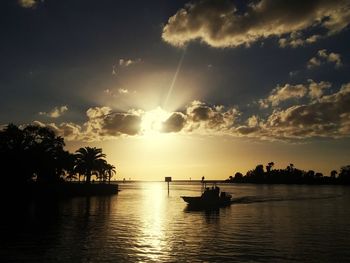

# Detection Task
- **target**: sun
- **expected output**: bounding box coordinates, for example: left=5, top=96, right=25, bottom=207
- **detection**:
left=140, top=107, right=171, bottom=135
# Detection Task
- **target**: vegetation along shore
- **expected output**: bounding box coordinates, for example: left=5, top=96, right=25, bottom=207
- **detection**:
left=0, top=124, right=118, bottom=197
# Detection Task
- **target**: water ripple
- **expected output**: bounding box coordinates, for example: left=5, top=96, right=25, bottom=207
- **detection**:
left=1, top=183, right=350, bottom=262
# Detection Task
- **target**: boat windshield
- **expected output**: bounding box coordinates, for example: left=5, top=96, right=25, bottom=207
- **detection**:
left=202, top=186, right=220, bottom=198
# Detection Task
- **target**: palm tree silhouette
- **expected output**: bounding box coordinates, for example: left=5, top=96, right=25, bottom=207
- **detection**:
left=105, top=163, right=116, bottom=184
left=75, top=147, right=106, bottom=183
left=93, top=161, right=116, bottom=183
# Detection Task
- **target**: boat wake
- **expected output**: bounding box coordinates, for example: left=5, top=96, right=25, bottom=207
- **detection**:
left=230, top=194, right=342, bottom=205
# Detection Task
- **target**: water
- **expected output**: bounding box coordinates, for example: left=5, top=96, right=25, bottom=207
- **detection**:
left=1, top=183, right=350, bottom=262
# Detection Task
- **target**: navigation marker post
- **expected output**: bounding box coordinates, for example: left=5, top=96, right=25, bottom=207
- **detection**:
left=165, top=177, right=172, bottom=195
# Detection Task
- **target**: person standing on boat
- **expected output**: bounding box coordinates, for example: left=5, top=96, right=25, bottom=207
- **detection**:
left=214, top=186, right=220, bottom=196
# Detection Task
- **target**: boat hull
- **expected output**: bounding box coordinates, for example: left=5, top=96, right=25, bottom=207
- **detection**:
left=181, top=196, right=231, bottom=208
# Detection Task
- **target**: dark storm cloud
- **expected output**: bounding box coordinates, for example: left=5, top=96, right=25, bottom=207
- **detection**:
left=102, top=113, right=142, bottom=136
left=85, top=107, right=142, bottom=139
left=189, top=105, right=211, bottom=121
left=162, top=0, right=350, bottom=48
left=161, top=112, right=187, bottom=133
left=35, top=107, right=143, bottom=141
left=236, top=125, right=260, bottom=135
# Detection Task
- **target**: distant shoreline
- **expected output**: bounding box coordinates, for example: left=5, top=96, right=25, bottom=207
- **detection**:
left=113, top=180, right=349, bottom=185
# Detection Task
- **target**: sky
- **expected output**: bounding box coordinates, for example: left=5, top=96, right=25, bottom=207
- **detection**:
left=1, top=0, right=350, bottom=180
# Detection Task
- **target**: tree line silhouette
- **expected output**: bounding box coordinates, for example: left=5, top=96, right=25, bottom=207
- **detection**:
left=226, top=162, right=350, bottom=185
left=0, top=124, right=116, bottom=185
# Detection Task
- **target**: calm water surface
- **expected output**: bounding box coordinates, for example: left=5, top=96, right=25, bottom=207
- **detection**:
left=1, top=183, right=350, bottom=262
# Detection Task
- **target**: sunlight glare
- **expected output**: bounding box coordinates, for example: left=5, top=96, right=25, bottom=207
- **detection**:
left=141, top=107, right=171, bottom=136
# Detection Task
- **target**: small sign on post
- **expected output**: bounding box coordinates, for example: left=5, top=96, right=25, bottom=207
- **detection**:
left=165, top=177, right=172, bottom=182
left=165, top=177, right=172, bottom=195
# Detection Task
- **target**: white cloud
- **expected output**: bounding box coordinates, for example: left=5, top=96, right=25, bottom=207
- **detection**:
left=239, top=82, right=350, bottom=140
left=279, top=33, right=322, bottom=48
left=162, top=0, right=350, bottom=48
left=86, top=106, right=111, bottom=119
left=308, top=80, right=332, bottom=99
left=112, top=58, right=142, bottom=75
left=270, top=84, right=307, bottom=106
left=32, top=121, right=82, bottom=141
left=103, top=88, right=132, bottom=98
left=118, top=88, right=129, bottom=94
left=259, top=80, right=332, bottom=108
left=260, top=83, right=350, bottom=139
left=119, top=58, right=141, bottom=67
left=259, top=84, right=308, bottom=108
left=307, top=57, right=322, bottom=69
left=39, top=105, right=68, bottom=118
left=184, top=101, right=240, bottom=134
left=307, top=49, right=343, bottom=69
left=289, top=71, right=299, bottom=78
left=306, top=34, right=322, bottom=44
left=18, top=0, right=40, bottom=8
left=319, top=50, right=343, bottom=68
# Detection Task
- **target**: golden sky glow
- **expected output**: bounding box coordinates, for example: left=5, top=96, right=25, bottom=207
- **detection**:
left=66, top=132, right=349, bottom=181
left=2, top=0, right=350, bottom=181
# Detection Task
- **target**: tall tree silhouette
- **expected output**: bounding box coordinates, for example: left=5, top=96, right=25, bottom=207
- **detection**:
left=0, top=124, right=66, bottom=183
left=0, top=124, right=28, bottom=183
left=25, top=125, right=66, bottom=183
left=75, top=147, right=106, bottom=184
left=266, top=162, right=274, bottom=173
left=330, top=170, right=338, bottom=178
left=338, top=165, right=350, bottom=184
left=61, top=151, right=77, bottom=181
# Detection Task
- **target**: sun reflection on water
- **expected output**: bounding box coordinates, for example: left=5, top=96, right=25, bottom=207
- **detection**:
left=136, top=183, right=169, bottom=261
